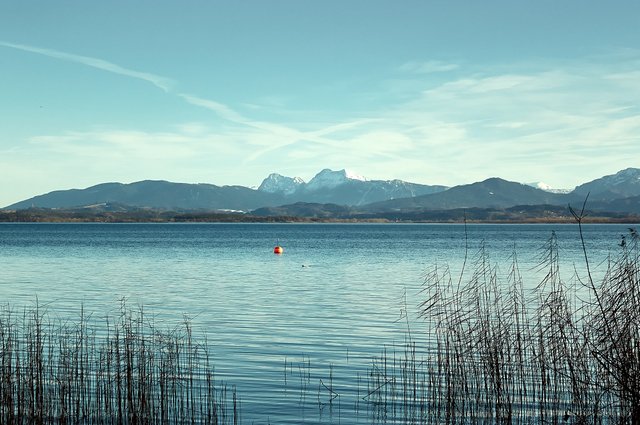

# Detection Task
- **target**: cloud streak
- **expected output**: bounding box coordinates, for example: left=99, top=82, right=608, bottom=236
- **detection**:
left=3, top=40, right=640, bottom=198
left=0, top=41, right=174, bottom=92
left=399, top=60, right=459, bottom=74
left=1, top=41, right=378, bottom=163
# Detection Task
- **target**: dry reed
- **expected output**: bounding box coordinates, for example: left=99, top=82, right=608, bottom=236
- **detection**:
left=362, top=226, right=640, bottom=424
left=0, top=301, right=238, bottom=424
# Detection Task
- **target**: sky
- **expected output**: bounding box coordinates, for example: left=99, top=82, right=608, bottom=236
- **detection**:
left=1, top=1, right=639, bottom=207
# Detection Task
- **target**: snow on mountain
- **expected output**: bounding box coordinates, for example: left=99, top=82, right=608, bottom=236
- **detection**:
left=254, top=168, right=446, bottom=206
left=573, top=168, right=640, bottom=200
left=526, top=182, right=571, bottom=194
left=305, top=169, right=367, bottom=191
left=609, top=168, right=640, bottom=185
left=343, top=169, right=367, bottom=182
left=528, top=181, right=552, bottom=191
left=258, top=173, right=305, bottom=195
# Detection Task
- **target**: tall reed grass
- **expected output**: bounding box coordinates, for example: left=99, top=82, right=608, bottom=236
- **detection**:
left=363, top=226, right=640, bottom=424
left=0, top=301, right=238, bottom=424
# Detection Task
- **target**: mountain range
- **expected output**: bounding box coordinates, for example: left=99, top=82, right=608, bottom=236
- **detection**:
left=5, top=168, right=640, bottom=219
left=6, top=168, right=446, bottom=211
left=259, top=169, right=447, bottom=206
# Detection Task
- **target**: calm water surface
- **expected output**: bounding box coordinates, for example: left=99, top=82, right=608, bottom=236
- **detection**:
left=0, top=223, right=633, bottom=423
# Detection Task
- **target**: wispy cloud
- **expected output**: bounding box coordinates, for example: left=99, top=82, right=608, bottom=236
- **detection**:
left=0, top=41, right=174, bottom=92
left=178, top=94, right=249, bottom=124
left=399, top=60, right=459, bottom=74
left=378, top=55, right=640, bottom=185
left=0, top=41, right=301, bottom=139
left=265, top=53, right=636, bottom=186
left=0, top=41, right=355, bottom=160
left=429, top=74, right=535, bottom=94
left=1, top=41, right=416, bottom=173
left=4, top=40, right=640, bottom=194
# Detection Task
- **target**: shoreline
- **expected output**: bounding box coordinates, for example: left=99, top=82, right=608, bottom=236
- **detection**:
left=1, top=212, right=639, bottom=225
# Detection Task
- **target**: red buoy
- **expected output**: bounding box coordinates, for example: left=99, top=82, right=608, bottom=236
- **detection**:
left=273, top=246, right=284, bottom=254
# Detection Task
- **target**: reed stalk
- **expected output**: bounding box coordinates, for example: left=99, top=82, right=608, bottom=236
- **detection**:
left=361, top=226, right=640, bottom=424
left=0, top=301, right=238, bottom=424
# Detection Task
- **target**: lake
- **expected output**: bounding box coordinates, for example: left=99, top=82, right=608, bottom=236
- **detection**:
left=0, top=222, right=633, bottom=423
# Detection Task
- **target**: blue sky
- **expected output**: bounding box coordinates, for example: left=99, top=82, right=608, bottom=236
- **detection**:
left=1, top=1, right=639, bottom=207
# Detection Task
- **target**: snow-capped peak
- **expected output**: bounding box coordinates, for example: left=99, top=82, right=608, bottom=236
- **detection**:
left=611, top=168, right=640, bottom=185
left=343, top=169, right=367, bottom=182
left=529, top=181, right=553, bottom=191
left=306, top=169, right=367, bottom=191
left=258, top=173, right=305, bottom=195
left=526, top=182, right=571, bottom=194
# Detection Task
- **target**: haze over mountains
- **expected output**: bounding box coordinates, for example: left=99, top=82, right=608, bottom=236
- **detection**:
left=5, top=168, right=640, bottom=218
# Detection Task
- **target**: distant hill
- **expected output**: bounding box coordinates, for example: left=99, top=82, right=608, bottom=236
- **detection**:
left=6, top=169, right=447, bottom=211
left=246, top=202, right=637, bottom=223
left=362, top=178, right=569, bottom=212
left=7, top=180, right=286, bottom=211
left=5, top=167, right=640, bottom=218
left=573, top=168, right=640, bottom=201
left=252, top=202, right=357, bottom=218
left=586, top=194, right=640, bottom=213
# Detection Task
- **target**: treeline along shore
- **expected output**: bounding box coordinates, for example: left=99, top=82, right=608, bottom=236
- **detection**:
left=1, top=206, right=639, bottom=224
